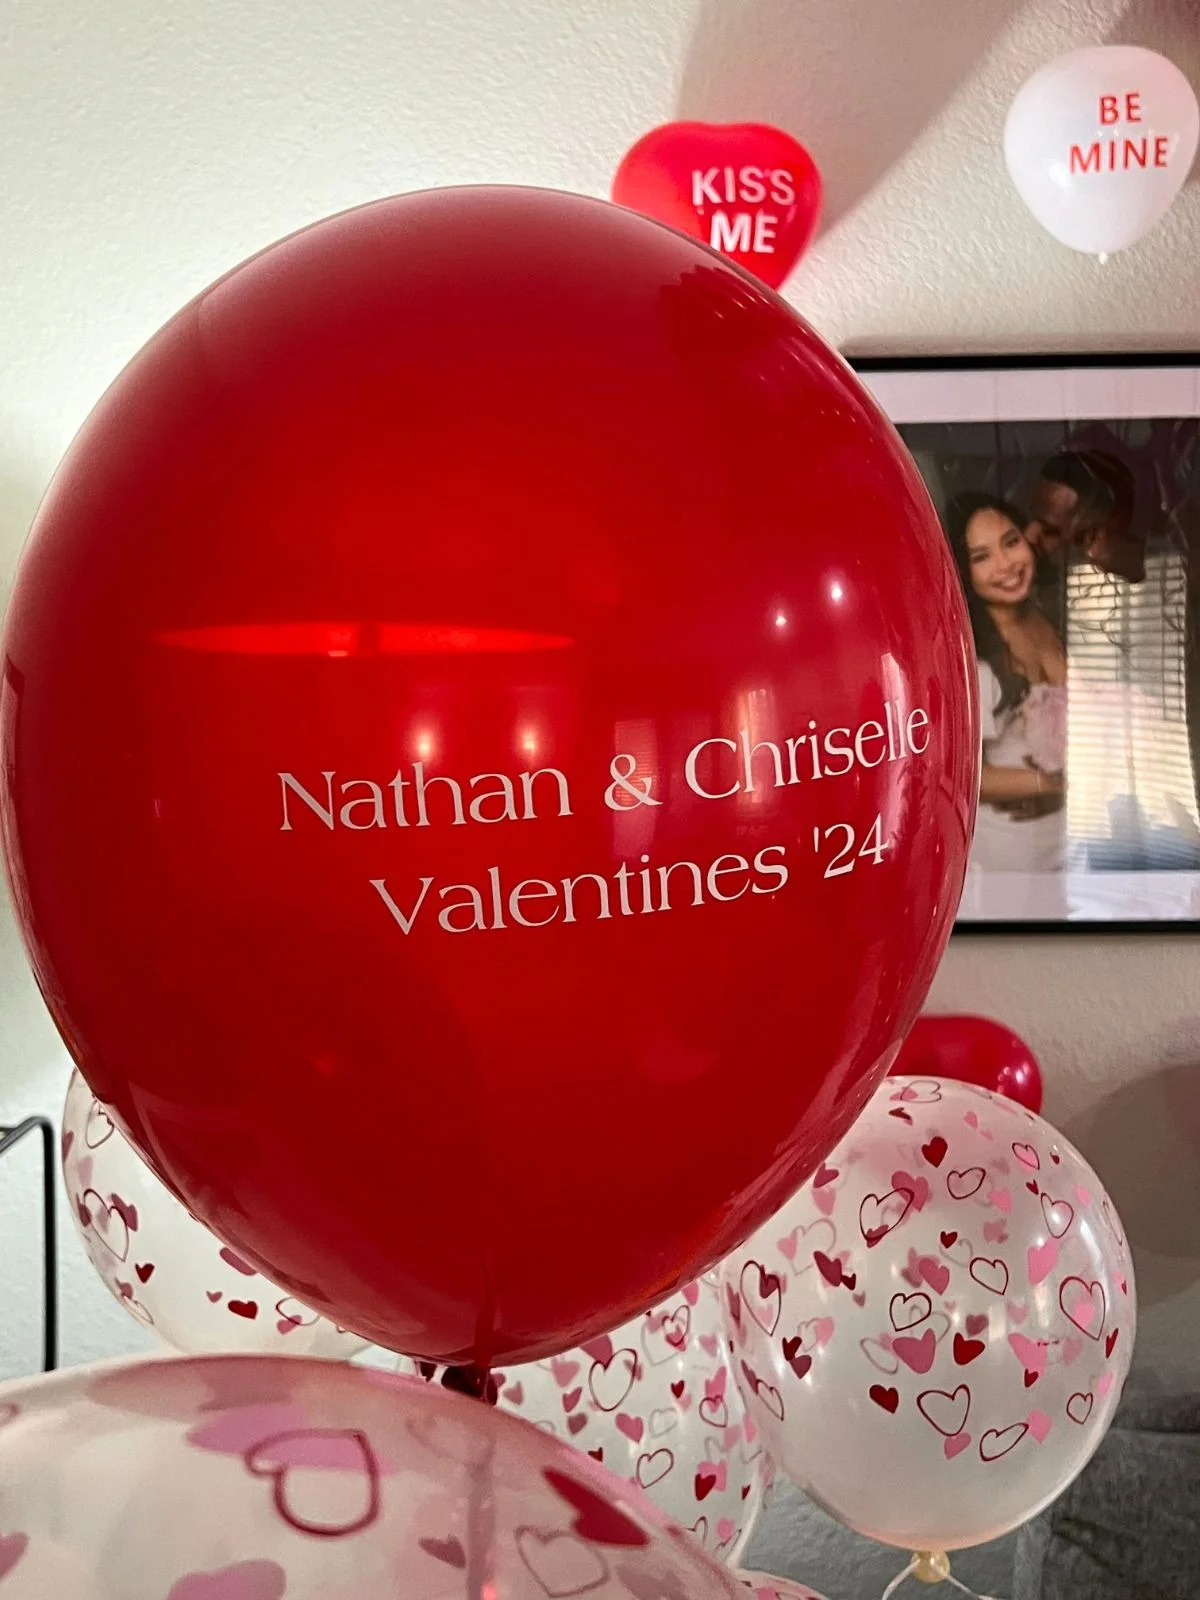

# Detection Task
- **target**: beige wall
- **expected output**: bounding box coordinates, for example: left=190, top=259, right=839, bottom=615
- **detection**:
left=0, top=0, right=1198, bottom=1383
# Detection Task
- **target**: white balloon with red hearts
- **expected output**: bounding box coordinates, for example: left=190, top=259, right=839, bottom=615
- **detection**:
left=62, top=1070, right=366, bottom=1359
left=719, top=1076, right=1135, bottom=1552
left=397, top=1276, right=772, bottom=1563
left=1004, top=45, right=1199, bottom=254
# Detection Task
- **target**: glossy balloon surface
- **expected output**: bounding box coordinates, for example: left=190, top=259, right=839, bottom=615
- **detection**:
left=1, top=186, right=976, bottom=1363
left=1004, top=46, right=1198, bottom=255
left=62, top=1070, right=366, bottom=1358
left=612, top=121, right=821, bottom=288
left=890, top=1015, right=1044, bottom=1113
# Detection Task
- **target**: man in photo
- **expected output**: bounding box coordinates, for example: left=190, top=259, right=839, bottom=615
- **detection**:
left=1026, top=445, right=1144, bottom=585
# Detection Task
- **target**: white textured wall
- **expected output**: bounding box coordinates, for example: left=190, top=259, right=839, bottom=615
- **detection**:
left=0, top=0, right=1197, bottom=1439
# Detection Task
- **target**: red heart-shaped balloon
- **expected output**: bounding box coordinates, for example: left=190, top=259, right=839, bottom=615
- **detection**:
left=612, top=120, right=821, bottom=289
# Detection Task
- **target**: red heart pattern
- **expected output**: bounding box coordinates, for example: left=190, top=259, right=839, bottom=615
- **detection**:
left=716, top=1076, right=1134, bottom=1543
left=396, top=1274, right=767, bottom=1558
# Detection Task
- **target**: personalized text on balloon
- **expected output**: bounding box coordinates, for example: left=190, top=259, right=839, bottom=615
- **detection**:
left=280, top=697, right=934, bottom=940
left=1, top=187, right=976, bottom=1367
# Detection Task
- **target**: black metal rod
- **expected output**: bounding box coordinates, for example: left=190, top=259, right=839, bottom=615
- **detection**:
left=0, top=1115, right=58, bottom=1371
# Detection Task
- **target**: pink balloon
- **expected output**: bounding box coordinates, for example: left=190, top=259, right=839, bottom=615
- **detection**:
left=0, top=1355, right=745, bottom=1599
left=737, top=1570, right=828, bottom=1600
left=719, top=1077, right=1135, bottom=1551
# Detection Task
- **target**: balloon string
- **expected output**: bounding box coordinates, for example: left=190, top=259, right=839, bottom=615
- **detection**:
left=879, top=1556, right=1002, bottom=1599
left=465, top=1433, right=497, bottom=1600
left=880, top=1559, right=920, bottom=1598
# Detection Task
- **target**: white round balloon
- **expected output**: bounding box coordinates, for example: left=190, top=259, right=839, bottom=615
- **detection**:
left=399, top=1276, right=772, bottom=1564
left=1004, top=45, right=1199, bottom=254
left=62, top=1070, right=366, bottom=1358
left=720, top=1077, right=1135, bottom=1552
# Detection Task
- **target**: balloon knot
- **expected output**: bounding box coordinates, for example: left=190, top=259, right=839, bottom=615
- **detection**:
left=440, top=1364, right=498, bottom=1404
left=913, top=1552, right=952, bottom=1584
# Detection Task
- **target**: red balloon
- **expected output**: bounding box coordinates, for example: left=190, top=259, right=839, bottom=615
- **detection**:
left=1, top=186, right=976, bottom=1365
left=890, top=1015, right=1044, bottom=1113
left=612, top=121, right=822, bottom=288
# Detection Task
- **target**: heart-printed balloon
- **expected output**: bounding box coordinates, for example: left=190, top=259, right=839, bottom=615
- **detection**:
left=395, top=1277, right=770, bottom=1565
left=612, top=121, right=821, bottom=288
left=62, top=1070, right=366, bottom=1361
left=719, top=1078, right=1136, bottom=1552
left=0, top=1355, right=748, bottom=1600
left=1004, top=45, right=1199, bottom=255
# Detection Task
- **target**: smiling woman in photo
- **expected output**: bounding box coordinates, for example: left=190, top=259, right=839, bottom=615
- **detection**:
left=946, top=492, right=1067, bottom=876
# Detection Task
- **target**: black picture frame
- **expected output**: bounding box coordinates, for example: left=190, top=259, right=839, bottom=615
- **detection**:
left=850, top=351, right=1200, bottom=937
left=0, top=1116, right=58, bottom=1371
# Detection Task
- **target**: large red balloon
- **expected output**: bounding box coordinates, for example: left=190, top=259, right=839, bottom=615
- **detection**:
left=1, top=187, right=976, bottom=1365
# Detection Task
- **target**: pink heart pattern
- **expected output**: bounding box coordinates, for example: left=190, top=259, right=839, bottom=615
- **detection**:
left=244, top=1429, right=381, bottom=1536
left=1059, top=1278, right=1106, bottom=1340
left=167, top=1561, right=286, bottom=1600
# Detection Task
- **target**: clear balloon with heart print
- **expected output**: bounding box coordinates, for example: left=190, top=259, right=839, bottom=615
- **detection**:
left=0, top=1353, right=751, bottom=1600
left=719, top=1076, right=1135, bottom=1567
left=62, top=1070, right=366, bottom=1359
left=397, top=1275, right=772, bottom=1565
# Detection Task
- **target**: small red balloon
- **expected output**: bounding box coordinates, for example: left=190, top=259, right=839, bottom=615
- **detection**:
left=2, top=186, right=975, bottom=1365
left=612, top=121, right=822, bottom=288
left=890, top=1015, right=1044, bottom=1113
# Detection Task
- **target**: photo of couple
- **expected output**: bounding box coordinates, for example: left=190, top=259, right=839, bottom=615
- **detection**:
left=876, top=377, right=1200, bottom=925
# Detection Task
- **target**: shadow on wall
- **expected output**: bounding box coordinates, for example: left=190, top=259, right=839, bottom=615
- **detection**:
left=1106, top=0, right=1200, bottom=185
left=677, top=0, right=1024, bottom=232
left=1064, top=1058, right=1200, bottom=1311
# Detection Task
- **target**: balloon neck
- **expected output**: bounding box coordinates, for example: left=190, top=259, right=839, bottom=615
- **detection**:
left=441, top=1364, right=498, bottom=1404
left=1097, top=251, right=1109, bottom=266
left=912, top=1551, right=952, bottom=1584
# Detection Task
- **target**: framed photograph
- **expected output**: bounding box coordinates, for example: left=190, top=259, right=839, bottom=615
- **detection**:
left=852, top=353, right=1200, bottom=933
